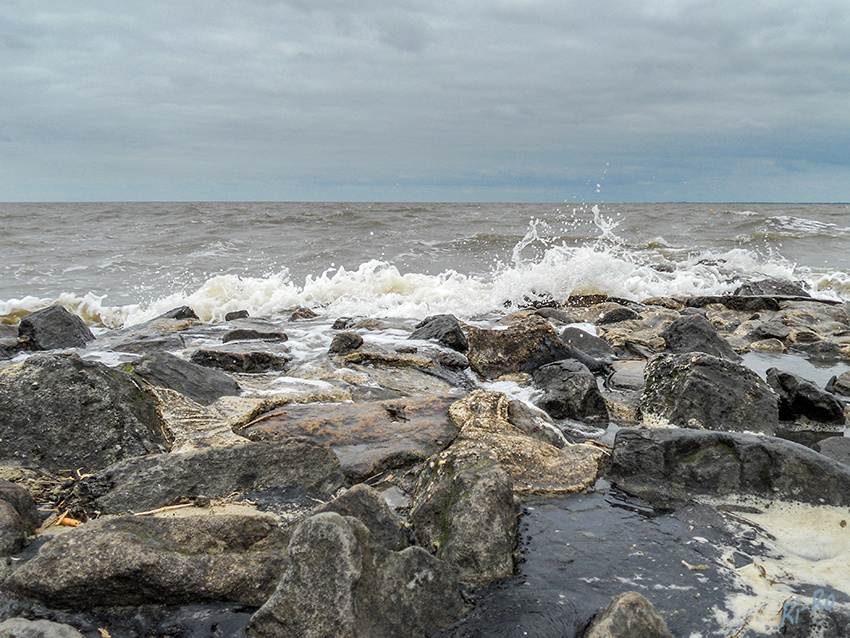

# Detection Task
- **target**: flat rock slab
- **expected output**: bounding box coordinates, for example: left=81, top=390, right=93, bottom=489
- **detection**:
left=130, top=351, right=241, bottom=405
left=239, top=395, right=460, bottom=482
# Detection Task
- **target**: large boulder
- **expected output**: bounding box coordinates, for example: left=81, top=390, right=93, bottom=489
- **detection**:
left=766, top=368, right=846, bottom=424
left=0, top=353, right=169, bottom=474
left=0, top=479, right=40, bottom=555
left=0, top=618, right=85, bottom=638
left=660, top=314, right=741, bottom=361
left=409, top=314, right=468, bottom=352
left=409, top=444, right=518, bottom=583
left=608, top=427, right=850, bottom=507
left=74, top=439, right=346, bottom=515
left=248, top=512, right=465, bottom=638
left=583, top=591, right=674, bottom=638
left=3, top=513, right=290, bottom=609
left=129, top=351, right=241, bottom=405
left=640, top=353, right=779, bottom=434
left=532, top=359, right=610, bottom=425
left=17, top=305, right=94, bottom=351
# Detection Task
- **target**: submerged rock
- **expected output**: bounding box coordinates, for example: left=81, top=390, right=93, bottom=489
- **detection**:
left=583, top=591, right=674, bottom=638
left=17, top=305, right=95, bottom=351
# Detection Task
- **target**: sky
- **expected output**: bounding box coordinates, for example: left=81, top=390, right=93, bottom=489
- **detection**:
left=2, top=0, right=849, bottom=203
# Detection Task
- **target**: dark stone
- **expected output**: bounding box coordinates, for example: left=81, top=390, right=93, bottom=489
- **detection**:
left=766, top=368, right=845, bottom=424
left=3, top=513, right=291, bottom=609
left=790, top=340, right=842, bottom=360
left=155, top=306, right=199, bottom=321
left=597, top=307, right=640, bottom=325
left=560, top=327, right=615, bottom=358
left=190, top=347, right=291, bottom=373
left=129, top=351, right=241, bottom=405
left=17, top=306, right=94, bottom=351
left=0, top=480, right=39, bottom=555
left=678, top=296, right=782, bottom=312
left=0, top=353, right=168, bottom=474
left=314, top=484, right=408, bottom=551
left=833, top=371, right=850, bottom=396
left=225, top=310, right=250, bottom=321
left=409, top=314, right=468, bottom=352
left=110, top=333, right=185, bottom=354
left=332, top=317, right=354, bottom=330
left=660, top=314, right=741, bottom=361
left=535, top=308, right=578, bottom=323
left=409, top=444, right=518, bottom=583
left=608, top=427, right=850, bottom=507
left=248, top=512, right=465, bottom=638
left=328, top=331, right=364, bottom=354
left=816, top=437, right=850, bottom=467
left=222, top=329, right=287, bottom=343
left=289, top=307, right=318, bottom=321
left=779, top=601, right=850, bottom=637
left=583, top=591, right=674, bottom=638
left=734, top=277, right=810, bottom=298
left=747, top=321, right=791, bottom=342
left=532, top=360, right=609, bottom=425
left=74, top=439, right=346, bottom=515
left=640, top=353, right=779, bottom=434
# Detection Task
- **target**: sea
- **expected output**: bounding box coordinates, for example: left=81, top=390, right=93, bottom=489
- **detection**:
left=2, top=201, right=850, bottom=638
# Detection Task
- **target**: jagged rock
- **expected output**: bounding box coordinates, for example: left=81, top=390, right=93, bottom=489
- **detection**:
left=128, top=351, right=241, bottom=405
left=17, top=306, right=94, bottom=351
left=74, top=439, right=345, bottom=515
left=248, top=512, right=465, bottom=638
left=767, top=368, right=846, bottom=424
left=328, top=331, right=364, bottom=354
left=222, top=328, right=287, bottom=343
left=155, top=306, right=200, bottom=321
left=237, top=395, right=459, bottom=483
left=0, top=353, right=169, bottom=474
left=409, top=314, right=468, bottom=352
left=560, top=326, right=615, bottom=358
left=608, top=427, right=850, bottom=507
left=0, top=480, right=39, bottom=555
left=409, top=444, right=517, bottom=583
left=597, top=307, right=641, bottom=325
left=640, top=353, right=779, bottom=434
left=190, top=345, right=291, bottom=373
left=734, top=277, right=810, bottom=297
left=3, top=513, right=290, bottom=609
left=507, top=399, right=569, bottom=448
left=816, top=437, right=850, bottom=467
left=314, top=484, right=408, bottom=551
left=660, top=314, right=741, bottom=361
left=583, top=591, right=674, bottom=638
left=532, top=360, right=609, bottom=425
left=0, top=618, right=86, bottom=638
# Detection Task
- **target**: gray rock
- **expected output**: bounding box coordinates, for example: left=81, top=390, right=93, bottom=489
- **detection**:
left=608, top=427, right=850, bottom=507
left=597, top=307, right=640, bottom=325
left=532, top=360, right=610, bottom=425
left=0, top=353, right=169, bottom=474
left=129, top=351, right=241, bottom=405
left=0, top=479, right=39, bottom=555
left=224, top=309, right=250, bottom=321
left=767, top=368, right=845, bottom=424
left=535, top=307, right=578, bottom=324
left=328, top=331, right=364, bottom=354
left=815, top=437, right=850, bottom=467
left=734, top=277, right=810, bottom=297
left=110, top=333, right=185, bottom=354
left=0, top=618, right=86, bottom=638
left=660, top=314, right=741, bottom=361
left=507, top=399, right=569, bottom=448
left=314, top=483, right=408, bottom=551
left=3, top=513, right=290, bottom=609
left=75, top=439, right=346, bottom=514
left=409, top=444, right=518, bottom=583
left=222, top=328, right=287, bottom=343
left=832, top=371, right=850, bottom=396
left=17, top=306, right=94, bottom=351
left=560, top=326, right=615, bottom=358
left=409, top=314, right=468, bottom=352
left=640, top=353, right=779, bottom=434
left=248, top=512, right=465, bottom=638
left=584, top=591, right=674, bottom=638
left=747, top=320, right=791, bottom=342
left=190, top=346, right=291, bottom=373
left=779, top=601, right=850, bottom=638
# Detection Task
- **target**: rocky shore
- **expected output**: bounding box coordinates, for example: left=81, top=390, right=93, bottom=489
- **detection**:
left=1, top=277, right=850, bottom=637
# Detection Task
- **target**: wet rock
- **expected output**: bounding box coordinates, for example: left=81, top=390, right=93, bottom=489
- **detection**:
left=833, top=371, right=850, bottom=396
left=734, top=277, right=810, bottom=298
left=410, top=444, right=518, bottom=583
left=678, top=296, right=781, bottom=312
left=155, top=306, right=200, bottom=321
left=238, top=395, right=459, bottom=483
left=128, top=351, right=241, bottom=405
left=289, top=307, right=318, bottom=321
left=597, top=306, right=641, bottom=325
left=607, top=359, right=646, bottom=391
left=790, top=340, right=843, bottom=360
left=332, top=317, right=354, bottom=330
left=0, top=480, right=39, bottom=555
left=532, top=360, right=609, bottom=425
left=190, top=345, right=291, bottom=373
left=225, top=309, right=250, bottom=321
left=328, top=331, right=364, bottom=354
left=780, top=602, right=850, bottom=638
left=535, top=307, right=578, bottom=324
left=314, top=483, right=408, bottom=551
left=583, top=591, right=674, bottom=638
left=75, top=439, right=345, bottom=514
left=747, top=320, right=791, bottom=342
left=507, top=399, right=569, bottom=448
left=248, top=512, right=465, bottom=638
left=17, top=306, right=94, bottom=351
left=4, top=513, right=290, bottom=609
left=0, top=618, right=86, bottom=638
left=560, top=326, right=616, bottom=358
left=0, top=353, right=169, bottom=474
left=749, top=338, right=786, bottom=353
left=608, top=427, right=850, bottom=507
left=467, top=315, right=572, bottom=379
left=815, top=437, right=850, bottom=467
left=660, top=314, right=741, bottom=361
left=222, top=328, right=287, bottom=343
left=110, top=333, right=185, bottom=354
left=767, top=368, right=846, bottom=424
left=640, top=353, right=779, bottom=434
left=409, top=314, right=468, bottom=352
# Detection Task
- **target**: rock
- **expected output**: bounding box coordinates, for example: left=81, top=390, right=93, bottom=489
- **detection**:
left=110, top=333, right=185, bottom=354
left=832, top=371, right=850, bottom=396
left=747, top=320, right=791, bottom=342
left=0, top=353, right=169, bottom=474
left=791, top=340, right=842, bottom=360
left=816, top=437, right=850, bottom=467
left=155, top=306, right=200, bottom=321
left=0, top=618, right=86, bottom=638
left=314, top=483, right=408, bottom=551
left=467, top=315, right=572, bottom=379
left=734, top=277, right=810, bottom=297
left=608, top=427, right=850, bottom=507
left=749, top=338, right=786, bottom=353
left=640, top=353, right=779, bottom=434
left=289, top=307, right=318, bottom=320
left=128, top=351, right=241, bottom=405
left=447, top=390, right=606, bottom=496
left=560, top=326, right=616, bottom=358
left=597, top=307, right=641, bottom=325
left=535, top=308, right=578, bottom=324
left=766, top=368, right=846, bottom=424
left=74, top=439, right=346, bottom=515
left=583, top=591, right=674, bottom=638
left=17, top=306, right=95, bottom=351
left=328, top=331, right=364, bottom=354
left=248, top=512, right=465, bottom=638
left=239, top=396, right=459, bottom=483
left=532, top=360, right=610, bottom=425
left=225, top=309, right=250, bottom=321
left=608, top=359, right=646, bottom=391
left=409, top=314, right=468, bottom=352
left=779, top=601, right=850, bottom=638
left=3, top=513, right=290, bottom=609
left=507, top=399, right=569, bottom=448
left=222, top=328, right=287, bottom=343
left=660, top=314, right=741, bottom=361
left=332, top=317, right=354, bottom=330
left=409, top=444, right=518, bottom=583
left=0, top=480, right=39, bottom=555
left=190, top=345, right=291, bottom=373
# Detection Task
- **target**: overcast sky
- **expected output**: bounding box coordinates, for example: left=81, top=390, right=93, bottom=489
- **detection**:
left=2, top=1, right=849, bottom=202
